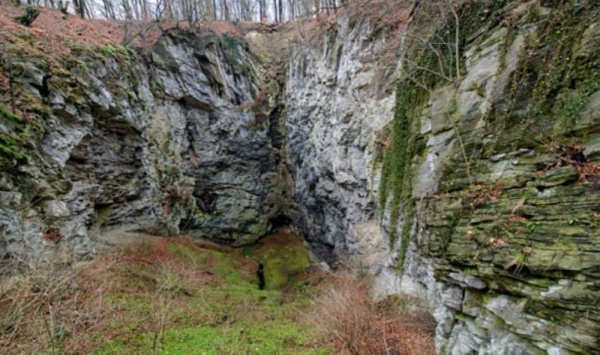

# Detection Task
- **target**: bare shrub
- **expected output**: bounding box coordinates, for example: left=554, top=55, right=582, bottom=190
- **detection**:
left=374, top=295, right=436, bottom=355
left=308, top=274, right=376, bottom=354
left=0, top=260, right=116, bottom=354
left=147, top=260, right=193, bottom=352
left=307, top=273, right=435, bottom=354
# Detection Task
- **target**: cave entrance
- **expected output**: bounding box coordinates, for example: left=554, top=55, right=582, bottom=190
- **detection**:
left=268, top=215, right=334, bottom=266
left=269, top=215, right=292, bottom=229
left=257, top=263, right=265, bottom=290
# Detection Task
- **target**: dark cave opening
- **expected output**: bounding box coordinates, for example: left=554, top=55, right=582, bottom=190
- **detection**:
left=257, top=263, right=265, bottom=290
left=267, top=214, right=336, bottom=268
left=269, top=214, right=292, bottom=229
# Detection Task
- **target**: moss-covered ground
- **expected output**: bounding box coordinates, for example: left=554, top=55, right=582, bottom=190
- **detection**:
left=96, top=231, right=330, bottom=354
left=0, top=231, right=334, bottom=354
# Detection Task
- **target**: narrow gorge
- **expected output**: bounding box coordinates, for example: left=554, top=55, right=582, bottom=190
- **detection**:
left=1, top=1, right=598, bottom=353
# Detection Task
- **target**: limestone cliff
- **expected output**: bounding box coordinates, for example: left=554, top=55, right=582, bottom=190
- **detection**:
left=286, top=14, right=399, bottom=266
left=0, top=28, right=285, bottom=263
left=288, top=1, right=599, bottom=353
left=0, top=1, right=599, bottom=354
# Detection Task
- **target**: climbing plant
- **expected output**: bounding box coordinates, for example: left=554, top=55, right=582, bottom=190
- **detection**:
left=379, top=0, right=509, bottom=269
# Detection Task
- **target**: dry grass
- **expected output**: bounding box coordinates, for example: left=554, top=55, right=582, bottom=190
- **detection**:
left=307, top=273, right=435, bottom=355
left=0, top=237, right=219, bottom=353
left=0, top=258, right=116, bottom=353
left=0, top=4, right=127, bottom=52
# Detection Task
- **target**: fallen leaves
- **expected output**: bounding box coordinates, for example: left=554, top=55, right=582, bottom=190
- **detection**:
left=489, top=237, right=509, bottom=247
left=577, top=161, right=600, bottom=183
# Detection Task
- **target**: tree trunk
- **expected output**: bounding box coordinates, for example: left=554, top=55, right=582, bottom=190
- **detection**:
left=223, top=0, right=230, bottom=20
left=211, top=0, right=217, bottom=19
left=278, top=0, right=282, bottom=22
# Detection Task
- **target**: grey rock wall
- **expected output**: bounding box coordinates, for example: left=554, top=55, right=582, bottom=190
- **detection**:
left=0, top=29, right=281, bottom=264
left=1, top=3, right=598, bottom=354
left=286, top=16, right=398, bottom=270
left=285, top=2, right=599, bottom=354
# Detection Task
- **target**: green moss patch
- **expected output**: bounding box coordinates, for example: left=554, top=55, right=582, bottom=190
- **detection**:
left=82, top=235, right=326, bottom=354
left=0, top=104, right=32, bottom=170
left=243, top=227, right=312, bottom=290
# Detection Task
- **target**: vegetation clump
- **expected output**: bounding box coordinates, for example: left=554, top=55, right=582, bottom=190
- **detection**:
left=0, top=234, right=434, bottom=353
left=0, top=104, right=32, bottom=170
left=307, top=274, right=435, bottom=354
left=14, top=6, right=40, bottom=27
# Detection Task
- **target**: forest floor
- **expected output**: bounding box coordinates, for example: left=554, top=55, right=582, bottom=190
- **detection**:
left=0, top=3, right=282, bottom=49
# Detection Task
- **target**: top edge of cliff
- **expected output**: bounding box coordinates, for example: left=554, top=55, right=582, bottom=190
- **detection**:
left=0, top=1, right=413, bottom=54
left=0, top=3, right=276, bottom=48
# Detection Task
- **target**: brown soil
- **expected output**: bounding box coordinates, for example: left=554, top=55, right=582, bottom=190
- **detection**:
left=251, top=226, right=307, bottom=254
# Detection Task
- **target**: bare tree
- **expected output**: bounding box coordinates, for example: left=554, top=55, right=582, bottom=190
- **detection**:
left=9, top=0, right=356, bottom=22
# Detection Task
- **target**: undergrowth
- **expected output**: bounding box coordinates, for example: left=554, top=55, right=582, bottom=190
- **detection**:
left=0, top=234, right=434, bottom=354
left=307, top=273, right=435, bottom=354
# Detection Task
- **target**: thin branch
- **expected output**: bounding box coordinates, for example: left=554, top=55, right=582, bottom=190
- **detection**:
left=402, top=56, right=453, bottom=82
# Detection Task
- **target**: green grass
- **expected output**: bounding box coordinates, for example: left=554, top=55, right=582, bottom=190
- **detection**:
left=160, top=322, right=332, bottom=354
left=90, top=236, right=330, bottom=354
left=99, top=321, right=333, bottom=355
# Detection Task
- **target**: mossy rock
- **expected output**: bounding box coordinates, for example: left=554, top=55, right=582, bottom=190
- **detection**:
left=14, top=6, right=40, bottom=27
left=248, top=228, right=311, bottom=290
left=261, top=245, right=311, bottom=290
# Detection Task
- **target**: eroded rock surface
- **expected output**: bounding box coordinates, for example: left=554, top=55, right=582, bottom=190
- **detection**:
left=286, top=15, right=400, bottom=267
left=1, top=2, right=599, bottom=354
left=1, top=29, right=284, bottom=263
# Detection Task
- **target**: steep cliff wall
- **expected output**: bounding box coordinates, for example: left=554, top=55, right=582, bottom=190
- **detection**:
left=286, top=14, right=401, bottom=269
left=0, top=1, right=598, bottom=353
left=286, top=1, right=599, bottom=353
left=0, top=27, right=285, bottom=263
left=385, top=1, right=599, bottom=353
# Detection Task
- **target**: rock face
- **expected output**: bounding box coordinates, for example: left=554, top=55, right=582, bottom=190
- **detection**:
left=287, top=1, right=599, bottom=354
left=286, top=15, right=399, bottom=266
left=1, top=1, right=599, bottom=354
left=0, top=29, right=284, bottom=264
left=378, top=2, right=600, bottom=354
